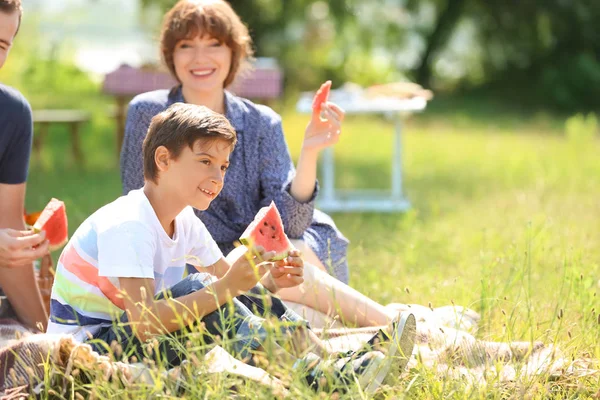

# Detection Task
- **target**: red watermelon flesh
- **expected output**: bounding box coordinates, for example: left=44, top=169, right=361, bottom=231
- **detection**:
left=312, top=80, right=331, bottom=114
left=33, top=198, right=68, bottom=252
left=240, top=202, right=294, bottom=261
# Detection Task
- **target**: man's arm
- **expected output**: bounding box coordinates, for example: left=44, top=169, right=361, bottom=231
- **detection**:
left=0, top=183, right=49, bottom=330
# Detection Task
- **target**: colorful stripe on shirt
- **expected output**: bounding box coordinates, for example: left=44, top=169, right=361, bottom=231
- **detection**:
left=50, top=222, right=123, bottom=329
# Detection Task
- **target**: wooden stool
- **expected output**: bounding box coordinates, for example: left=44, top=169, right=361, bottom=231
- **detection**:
left=33, top=110, right=91, bottom=167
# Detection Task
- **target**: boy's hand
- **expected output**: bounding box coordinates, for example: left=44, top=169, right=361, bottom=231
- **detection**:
left=261, top=249, right=304, bottom=293
left=223, top=246, right=276, bottom=295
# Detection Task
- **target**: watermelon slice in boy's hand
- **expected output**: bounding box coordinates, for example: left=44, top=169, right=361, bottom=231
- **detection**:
left=312, top=80, right=332, bottom=115
left=240, top=202, right=294, bottom=261
left=33, top=198, right=68, bottom=252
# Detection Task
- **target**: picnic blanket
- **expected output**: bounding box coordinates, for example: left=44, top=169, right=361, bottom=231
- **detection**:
left=1, top=304, right=596, bottom=398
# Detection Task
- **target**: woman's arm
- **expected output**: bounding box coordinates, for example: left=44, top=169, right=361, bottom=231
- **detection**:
left=120, top=101, right=153, bottom=194
left=290, top=147, right=319, bottom=203
left=258, top=113, right=316, bottom=238
left=291, top=103, right=344, bottom=202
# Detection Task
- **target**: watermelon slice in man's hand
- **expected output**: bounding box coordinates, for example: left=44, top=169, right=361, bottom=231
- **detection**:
left=312, top=80, right=332, bottom=115
left=240, top=202, right=294, bottom=261
left=33, top=198, right=69, bottom=252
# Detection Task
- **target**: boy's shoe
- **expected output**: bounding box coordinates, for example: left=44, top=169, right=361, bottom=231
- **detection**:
left=370, top=312, right=417, bottom=373
left=297, top=350, right=388, bottom=394
left=338, top=311, right=417, bottom=374
left=336, top=350, right=388, bottom=394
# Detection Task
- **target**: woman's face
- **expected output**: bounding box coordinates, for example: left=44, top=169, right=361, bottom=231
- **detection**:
left=173, top=34, right=232, bottom=97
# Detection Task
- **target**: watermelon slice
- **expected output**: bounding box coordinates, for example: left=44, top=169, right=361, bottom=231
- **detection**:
left=33, top=198, right=68, bottom=252
left=240, top=202, right=294, bottom=261
left=312, top=80, right=332, bottom=114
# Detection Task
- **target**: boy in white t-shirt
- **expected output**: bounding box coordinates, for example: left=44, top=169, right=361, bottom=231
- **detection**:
left=47, top=103, right=400, bottom=393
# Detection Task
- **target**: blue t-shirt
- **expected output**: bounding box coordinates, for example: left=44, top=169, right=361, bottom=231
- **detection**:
left=0, top=84, right=33, bottom=184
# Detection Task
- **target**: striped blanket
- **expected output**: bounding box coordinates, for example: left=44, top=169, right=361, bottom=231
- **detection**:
left=0, top=304, right=596, bottom=398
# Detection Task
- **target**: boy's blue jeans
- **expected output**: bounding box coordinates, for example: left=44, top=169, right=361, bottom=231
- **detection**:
left=89, top=273, right=308, bottom=368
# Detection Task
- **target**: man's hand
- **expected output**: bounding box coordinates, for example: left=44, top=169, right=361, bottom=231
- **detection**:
left=261, top=249, right=304, bottom=293
left=222, top=246, right=275, bottom=296
left=0, top=228, right=49, bottom=269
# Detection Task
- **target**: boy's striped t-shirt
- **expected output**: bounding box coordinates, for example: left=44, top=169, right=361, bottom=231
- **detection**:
left=47, top=189, right=222, bottom=342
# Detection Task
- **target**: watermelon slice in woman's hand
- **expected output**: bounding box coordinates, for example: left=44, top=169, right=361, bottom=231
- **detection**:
left=312, top=80, right=332, bottom=115
left=239, top=202, right=294, bottom=261
left=33, top=198, right=68, bottom=252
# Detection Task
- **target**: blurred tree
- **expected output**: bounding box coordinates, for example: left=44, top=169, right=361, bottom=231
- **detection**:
left=140, top=0, right=600, bottom=109
left=406, top=0, right=467, bottom=88
left=408, top=0, right=600, bottom=109
left=470, top=0, right=600, bottom=110
left=139, top=0, right=409, bottom=90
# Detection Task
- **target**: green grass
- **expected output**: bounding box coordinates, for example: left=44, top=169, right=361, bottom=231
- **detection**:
left=24, top=100, right=600, bottom=398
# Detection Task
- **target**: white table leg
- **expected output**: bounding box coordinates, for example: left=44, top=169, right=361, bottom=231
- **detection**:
left=392, top=114, right=403, bottom=200
left=321, top=147, right=336, bottom=203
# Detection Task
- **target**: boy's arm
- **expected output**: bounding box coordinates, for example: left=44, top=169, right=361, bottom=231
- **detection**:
left=119, top=275, right=236, bottom=342
left=120, top=248, right=275, bottom=342
left=188, top=258, right=229, bottom=278
left=207, top=257, right=230, bottom=278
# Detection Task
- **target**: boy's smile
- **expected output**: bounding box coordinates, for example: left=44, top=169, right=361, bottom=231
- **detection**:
left=199, top=187, right=216, bottom=198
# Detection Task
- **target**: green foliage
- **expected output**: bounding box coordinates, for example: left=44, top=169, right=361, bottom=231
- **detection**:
left=539, top=52, right=600, bottom=111
left=137, top=0, right=600, bottom=110
left=0, top=20, right=102, bottom=110
left=459, top=0, right=600, bottom=110
left=565, top=113, right=598, bottom=145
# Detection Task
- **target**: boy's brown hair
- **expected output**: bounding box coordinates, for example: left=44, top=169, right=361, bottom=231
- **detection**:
left=160, top=0, right=254, bottom=88
left=143, top=103, right=237, bottom=183
left=0, top=0, right=22, bottom=36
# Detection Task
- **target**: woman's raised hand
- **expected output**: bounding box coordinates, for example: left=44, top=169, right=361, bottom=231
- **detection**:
left=302, top=81, right=346, bottom=153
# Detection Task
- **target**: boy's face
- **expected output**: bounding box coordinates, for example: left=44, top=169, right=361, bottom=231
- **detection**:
left=0, top=11, right=19, bottom=69
left=164, top=138, right=231, bottom=211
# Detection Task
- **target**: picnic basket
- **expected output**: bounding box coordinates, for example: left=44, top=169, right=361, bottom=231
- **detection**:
left=37, top=254, right=55, bottom=314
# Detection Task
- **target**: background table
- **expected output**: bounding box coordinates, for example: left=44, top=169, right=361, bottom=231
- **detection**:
left=103, top=59, right=283, bottom=157
left=296, top=91, right=427, bottom=212
left=32, top=109, right=91, bottom=167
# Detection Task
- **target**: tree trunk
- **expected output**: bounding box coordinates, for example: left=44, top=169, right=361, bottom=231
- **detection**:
left=415, top=0, right=467, bottom=88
